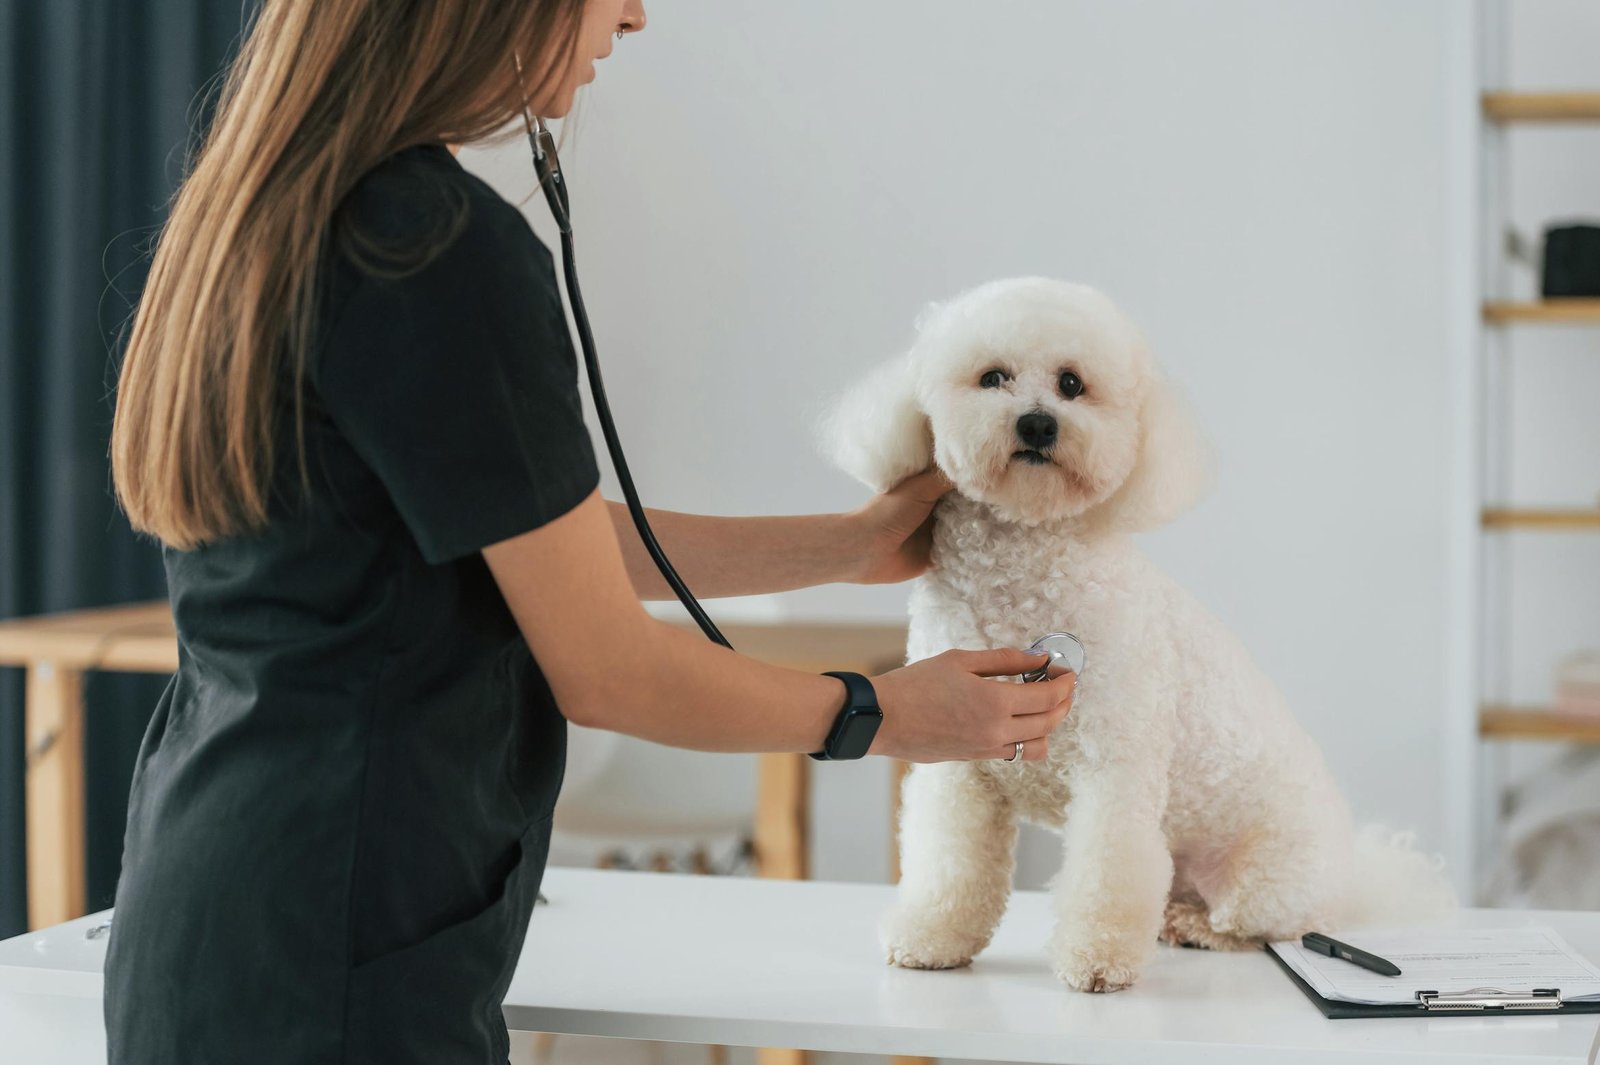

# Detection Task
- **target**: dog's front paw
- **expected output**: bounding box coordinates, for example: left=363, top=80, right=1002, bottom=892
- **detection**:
left=1048, top=929, right=1148, bottom=993
left=1050, top=949, right=1141, bottom=993
left=879, top=901, right=991, bottom=970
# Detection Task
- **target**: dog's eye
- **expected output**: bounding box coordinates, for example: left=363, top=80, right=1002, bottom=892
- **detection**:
left=1059, top=371, right=1086, bottom=400
left=979, top=369, right=1008, bottom=389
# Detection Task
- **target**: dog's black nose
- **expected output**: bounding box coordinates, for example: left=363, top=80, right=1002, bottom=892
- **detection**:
left=1015, top=412, right=1057, bottom=450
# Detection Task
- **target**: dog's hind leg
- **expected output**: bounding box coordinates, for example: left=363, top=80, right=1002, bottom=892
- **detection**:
left=1160, top=897, right=1262, bottom=952
left=1161, top=863, right=1262, bottom=951
left=1201, top=822, right=1350, bottom=943
left=881, top=760, right=1017, bottom=970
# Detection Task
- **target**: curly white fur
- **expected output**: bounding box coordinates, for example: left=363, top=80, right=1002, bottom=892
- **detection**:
left=819, top=278, right=1452, bottom=993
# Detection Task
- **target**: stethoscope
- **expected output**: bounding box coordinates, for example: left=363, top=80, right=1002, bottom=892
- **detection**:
left=512, top=73, right=1085, bottom=685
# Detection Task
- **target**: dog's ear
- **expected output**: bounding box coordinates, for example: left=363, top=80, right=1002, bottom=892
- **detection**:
left=1091, top=371, right=1211, bottom=533
left=817, top=355, right=933, bottom=493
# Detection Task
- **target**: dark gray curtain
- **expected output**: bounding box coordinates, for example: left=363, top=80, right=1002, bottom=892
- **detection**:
left=0, top=1, right=258, bottom=938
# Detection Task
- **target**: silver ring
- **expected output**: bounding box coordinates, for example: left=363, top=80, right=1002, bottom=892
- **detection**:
left=1006, top=740, right=1024, bottom=763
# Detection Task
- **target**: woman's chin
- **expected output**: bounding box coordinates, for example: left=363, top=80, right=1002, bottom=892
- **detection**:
left=538, top=86, right=581, bottom=120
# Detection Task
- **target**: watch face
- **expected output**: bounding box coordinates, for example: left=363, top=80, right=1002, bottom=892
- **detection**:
left=833, top=708, right=882, bottom=760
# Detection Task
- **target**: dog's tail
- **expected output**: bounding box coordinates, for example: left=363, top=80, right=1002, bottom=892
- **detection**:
left=1333, top=824, right=1457, bottom=928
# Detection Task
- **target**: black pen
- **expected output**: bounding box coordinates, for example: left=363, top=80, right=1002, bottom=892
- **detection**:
left=1302, top=932, right=1402, bottom=977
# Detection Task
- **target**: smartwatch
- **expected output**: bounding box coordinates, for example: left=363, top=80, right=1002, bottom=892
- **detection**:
left=810, top=671, right=882, bottom=761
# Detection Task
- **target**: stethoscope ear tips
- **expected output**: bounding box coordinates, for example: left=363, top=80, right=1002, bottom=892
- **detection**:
left=510, top=51, right=573, bottom=235
left=527, top=118, right=571, bottom=233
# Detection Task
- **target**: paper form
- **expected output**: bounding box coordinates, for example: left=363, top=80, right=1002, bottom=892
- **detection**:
left=1268, top=926, right=1600, bottom=1005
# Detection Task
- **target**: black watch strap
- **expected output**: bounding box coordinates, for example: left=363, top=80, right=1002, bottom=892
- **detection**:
left=809, top=671, right=882, bottom=761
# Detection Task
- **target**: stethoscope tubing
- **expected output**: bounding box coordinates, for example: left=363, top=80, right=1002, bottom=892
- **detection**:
left=555, top=224, right=733, bottom=649
left=515, top=78, right=730, bottom=648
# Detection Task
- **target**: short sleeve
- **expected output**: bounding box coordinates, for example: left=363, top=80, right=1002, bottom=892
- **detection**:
left=315, top=192, right=599, bottom=565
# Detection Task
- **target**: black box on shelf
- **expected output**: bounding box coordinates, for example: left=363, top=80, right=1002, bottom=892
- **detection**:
left=1542, top=223, right=1600, bottom=297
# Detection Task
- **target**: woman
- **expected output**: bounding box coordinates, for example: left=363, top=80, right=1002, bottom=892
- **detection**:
left=105, top=1, right=1077, bottom=1062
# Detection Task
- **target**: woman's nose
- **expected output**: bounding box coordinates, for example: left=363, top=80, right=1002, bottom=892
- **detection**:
left=618, top=0, right=647, bottom=35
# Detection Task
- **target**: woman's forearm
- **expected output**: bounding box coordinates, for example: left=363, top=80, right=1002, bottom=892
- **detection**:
left=606, top=501, right=864, bottom=599
left=487, top=492, right=847, bottom=753
left=585, top=613, right=846, bottom=752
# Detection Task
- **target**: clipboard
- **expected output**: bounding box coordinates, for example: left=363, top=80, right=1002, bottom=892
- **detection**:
left=1267, top=947, right=1600, bottom=1019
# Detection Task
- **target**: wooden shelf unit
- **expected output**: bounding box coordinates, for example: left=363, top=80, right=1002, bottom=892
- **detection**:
left=1480, top=706, right=1600, bottom=743
left=1482, top=91, right=1600, bottom=122
left=1482, top=299, right=1600, bottom=323
left=1481, top=508, right=1600, bottom=531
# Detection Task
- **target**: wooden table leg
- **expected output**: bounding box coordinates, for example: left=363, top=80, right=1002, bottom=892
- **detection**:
left=756, top=1050, right=807, bottom=1065
left=754, top=753, right=808, bottom=1065
left=24, top=662, right=86, bottom=930
left=753, top=752, right=808, bottom=881
left=888, top=761, right=932, bottom=1065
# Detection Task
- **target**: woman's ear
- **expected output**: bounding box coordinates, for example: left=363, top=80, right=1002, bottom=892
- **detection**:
left=1092, top=371, right=1212, bottom=534
left=816, top=355, right=933, bottom=493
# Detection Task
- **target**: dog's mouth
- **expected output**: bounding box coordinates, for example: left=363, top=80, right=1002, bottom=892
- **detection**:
left=1010, top=449, right=1051, bottom=466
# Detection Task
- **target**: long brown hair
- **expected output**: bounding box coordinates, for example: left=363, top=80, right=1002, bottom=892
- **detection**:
left=111, top=0, right=586, bottom=550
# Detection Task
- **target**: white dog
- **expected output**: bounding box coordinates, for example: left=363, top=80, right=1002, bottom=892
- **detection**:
left=821, top=278, right=1450, bottom=993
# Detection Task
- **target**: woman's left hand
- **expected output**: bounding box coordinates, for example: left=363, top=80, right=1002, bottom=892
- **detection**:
left=844, top=467, right=954, bottom=585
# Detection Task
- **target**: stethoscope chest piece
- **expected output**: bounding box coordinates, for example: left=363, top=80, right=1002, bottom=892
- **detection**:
left=1019, top=632, right=1085, bottom=683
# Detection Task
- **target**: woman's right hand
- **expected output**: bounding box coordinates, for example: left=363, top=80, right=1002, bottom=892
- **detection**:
left=868, top=648, right=1077, bottom=764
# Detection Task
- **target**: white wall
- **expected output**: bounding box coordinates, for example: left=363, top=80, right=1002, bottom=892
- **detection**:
left=461, top=1, right=1483, bottom=889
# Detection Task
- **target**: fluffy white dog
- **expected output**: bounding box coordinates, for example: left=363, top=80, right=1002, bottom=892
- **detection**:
left=821, top=278, right=1450, bottom=993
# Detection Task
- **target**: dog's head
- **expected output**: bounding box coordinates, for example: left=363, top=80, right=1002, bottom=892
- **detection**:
left=821, top=278, right=1211, bottom=530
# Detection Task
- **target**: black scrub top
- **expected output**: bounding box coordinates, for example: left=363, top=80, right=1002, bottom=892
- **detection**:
left=104, top=142, right=599, bottom=1065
